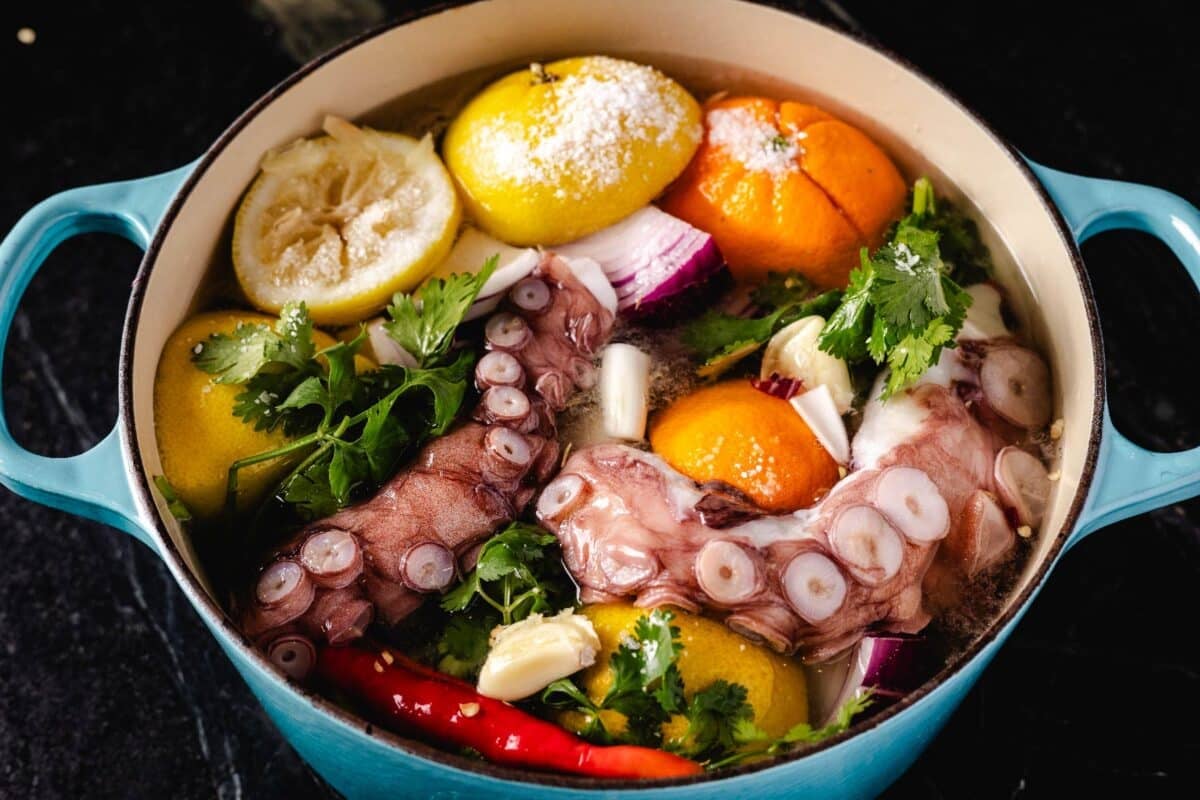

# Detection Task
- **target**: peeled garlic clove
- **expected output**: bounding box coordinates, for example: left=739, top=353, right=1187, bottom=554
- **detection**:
left=476, top=610, right=601, bottom=702
left=761, top=316, right=854, bottom=414
left=790, top=384, right=850, bottom=465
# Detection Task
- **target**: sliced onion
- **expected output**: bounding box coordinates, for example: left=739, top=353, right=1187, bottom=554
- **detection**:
left=809, top=635, right=927, bottom=726
left=790, top=385, right=850, bottom=465
left=556, top=206, right=724, bottom=316
left=428, top=227, right=539, bottom=321
left=560, top=255, right=618, bottom=315
left=362, top=318, right=417, bottom=367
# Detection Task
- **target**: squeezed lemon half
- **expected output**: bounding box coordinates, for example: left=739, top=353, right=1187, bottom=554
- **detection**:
left=233, top=116, right=461, bottom=326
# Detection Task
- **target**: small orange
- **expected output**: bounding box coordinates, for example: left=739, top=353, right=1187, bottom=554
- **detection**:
left=659, top=96, right=907, bottom=288
left=649, top=381, right=838, bottom=512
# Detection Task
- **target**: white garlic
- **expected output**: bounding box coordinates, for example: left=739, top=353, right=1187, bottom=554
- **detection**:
left=476, top=610, right=600, bottom=702
left=761, top=316, right=854, bottom=414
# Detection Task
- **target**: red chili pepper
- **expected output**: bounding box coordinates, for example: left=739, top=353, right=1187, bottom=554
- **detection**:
left=316, top=644, right=703, bottom=780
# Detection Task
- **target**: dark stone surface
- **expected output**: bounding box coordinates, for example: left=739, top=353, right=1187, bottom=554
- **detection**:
left=0, top=1, right=1196, bottom=798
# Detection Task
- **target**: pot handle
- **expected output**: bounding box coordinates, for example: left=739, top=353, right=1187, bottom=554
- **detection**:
left=1029, top=161, right=1200, bottom=545
left=0, top=163, right=194, bottom=549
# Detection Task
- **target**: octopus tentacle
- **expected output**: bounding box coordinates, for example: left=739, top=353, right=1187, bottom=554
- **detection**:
left=243, top=254, right=614, bottom=675
left=539, top=331, right=1048, bottom=660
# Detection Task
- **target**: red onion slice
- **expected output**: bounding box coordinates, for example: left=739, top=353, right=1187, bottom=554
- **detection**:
left=557, top=206, right=724, bottom=316
left=809, top=635, right=928, bottom=726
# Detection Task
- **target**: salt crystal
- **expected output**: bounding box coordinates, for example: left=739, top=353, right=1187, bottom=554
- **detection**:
left=476, top=57, right=700, bottom=200
left=705, top=106, right=803, bottom=179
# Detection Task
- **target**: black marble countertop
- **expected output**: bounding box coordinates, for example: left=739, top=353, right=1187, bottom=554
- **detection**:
left=1, top=2, right=1197, bottom=798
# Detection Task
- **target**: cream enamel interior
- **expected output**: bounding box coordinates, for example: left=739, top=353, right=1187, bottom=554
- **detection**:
left=129, top=0, right=1096, bottom=627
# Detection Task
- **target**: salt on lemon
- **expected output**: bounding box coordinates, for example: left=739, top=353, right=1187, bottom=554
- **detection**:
left=561, top=603, right=809, bottom=742
left=443, top=56, right=702, bottom=245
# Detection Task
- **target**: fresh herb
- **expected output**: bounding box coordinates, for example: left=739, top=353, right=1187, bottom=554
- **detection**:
left=707, top=690, right=875, bottom=769
left=192, top=266, right=494, bottom=521
left=542, top=608, right=683, bottom=747
left=682, top=272, right=842, bottom=377
left=817, top=177, right=979, bottom=399
left=441, top=523, right=570, bottom=626
left=541, top=609, right=875, bottom=765
left=913, top=179, right=992, bottom=286
left=434, top=614, right=496, bottom=680
left=672, top=680, right=756, bottom=762
left=385, top=256, right=497, bottom=367
left=152, top=476, right=193, bottom=522
left=766, top=134, right=791, bottom=152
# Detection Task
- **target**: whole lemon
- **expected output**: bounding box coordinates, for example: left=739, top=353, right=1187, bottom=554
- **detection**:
left=443, top=56, right=702, bottom=245
left=562, top=603, right=808, bottom=742
left=153, top=311, right=347, bottom=520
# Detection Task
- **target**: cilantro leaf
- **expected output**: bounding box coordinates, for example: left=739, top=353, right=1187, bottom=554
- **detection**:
left=633, top=610, right=683, bottom=688
left=817, top=178, right=981, bottom=399
left=385, top=257, right=497, bottom=367
left=817, top=257, right=874, bottom=361
left=884, top=319, right=956, bottom=398
left=435, top=614, right=495, bottom=680
left=683, top=289, right=843, bottom=375
left=767, top=690, right=874, bottom=752
left=439, top=523, right=568, bottom=625
left=152, top=476, right=193, bottom=522
left=281, top=460, right=340, bottom=520
left=673, top=680, right=756, bottom=762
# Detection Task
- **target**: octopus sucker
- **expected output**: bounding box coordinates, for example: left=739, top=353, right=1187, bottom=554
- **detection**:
left=538, top=331, right=1052, bottom=660
left=240, top=253, right=614, bottom=673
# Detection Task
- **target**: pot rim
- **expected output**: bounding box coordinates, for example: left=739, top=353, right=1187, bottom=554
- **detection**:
left=117, top=0, right=1104, bottom=790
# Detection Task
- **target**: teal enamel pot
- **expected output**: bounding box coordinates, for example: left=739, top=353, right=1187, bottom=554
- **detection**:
left=1, top=1, right=1198, bottom=797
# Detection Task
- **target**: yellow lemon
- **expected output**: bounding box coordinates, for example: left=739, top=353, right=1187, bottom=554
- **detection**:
left=562, top=603, right=808, bottom=741
left=233, top=116, right=461, bottom=326
left=442, top=56, right=702, bottom=245
left=153, top=311, right=354, bottom=519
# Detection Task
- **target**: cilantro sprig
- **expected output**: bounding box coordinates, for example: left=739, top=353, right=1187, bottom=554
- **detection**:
left=441, top=523, right=570, bottom=625
left=433, top=522, right=574, bottom=680
left=540, top=609, right=873, bottom=765
left=681, top=272, right=842, bottom=377
left=188, top=264, right=494, bottom=522
left=817, top=177, right=981, bottom=398
left=542, top=609, right=685, bottom=747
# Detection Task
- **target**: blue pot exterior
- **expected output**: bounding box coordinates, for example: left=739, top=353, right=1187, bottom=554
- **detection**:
left=3, top=84, right=1200, bottom=800
left=221, top=592, right=998, bottom=800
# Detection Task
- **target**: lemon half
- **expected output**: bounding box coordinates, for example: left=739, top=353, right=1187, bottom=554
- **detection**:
left=233, top=116, right=461, bottom=325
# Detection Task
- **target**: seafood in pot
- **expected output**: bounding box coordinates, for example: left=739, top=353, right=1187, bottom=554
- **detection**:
left=539, top=323, right=1051, bottom=661
left=242, top=254, right=614, bottom=672
left=152, top=55, right=1059, bottom=778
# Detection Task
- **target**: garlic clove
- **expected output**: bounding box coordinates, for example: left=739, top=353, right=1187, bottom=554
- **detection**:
left=476, top=610, right=601, bottom=702
left=761, top=315, right=854, bottom=414
left=790, top=384, right=850, bottom=465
